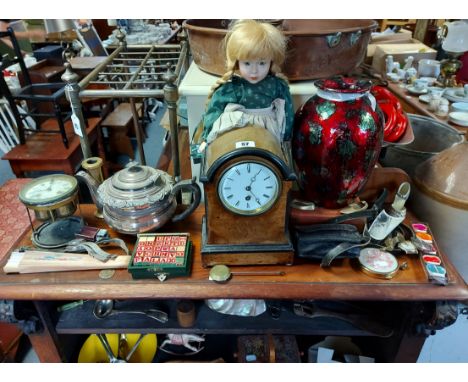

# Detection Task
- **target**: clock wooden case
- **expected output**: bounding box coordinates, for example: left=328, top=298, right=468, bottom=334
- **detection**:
left=200, top=126, right=296, bottom=267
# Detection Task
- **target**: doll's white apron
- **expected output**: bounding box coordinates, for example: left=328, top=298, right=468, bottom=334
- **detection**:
left=206, top=98, right=286, bottom=144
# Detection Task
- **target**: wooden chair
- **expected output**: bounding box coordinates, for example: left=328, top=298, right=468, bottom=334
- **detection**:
left=0, top=27, right=71, bottom=148
left=101, top=102, right=136, bottom=159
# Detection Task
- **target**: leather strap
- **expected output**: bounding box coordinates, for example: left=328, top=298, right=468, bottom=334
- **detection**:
left=320, top=225, right=371, bottom=267
left=64, top=238, right=129, bottom=262
left=326, top=189, right=388, bottom=225
left=68, top=241, right=117, bottom=262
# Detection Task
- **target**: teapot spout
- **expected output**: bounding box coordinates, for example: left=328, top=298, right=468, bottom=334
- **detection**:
left=76, top=170, right=104, bottom=216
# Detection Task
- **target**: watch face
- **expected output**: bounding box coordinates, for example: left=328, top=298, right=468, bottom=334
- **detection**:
left=19, top=174, right=78, bottom=206
left=217, top=161, right=280, bottom=215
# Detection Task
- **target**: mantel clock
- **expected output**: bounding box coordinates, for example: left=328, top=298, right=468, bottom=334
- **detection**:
left=200, top=126, right=296, bottom=267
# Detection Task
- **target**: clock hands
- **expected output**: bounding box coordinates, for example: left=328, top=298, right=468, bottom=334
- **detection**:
left=46, top=177, right=55, bottom=192
left=28, top=190, right=43, bottom=199
left=245, top=168, right=263, bottom=206
left=250, top=169, right=262, bottom=184
left=246, top=188, right=261, bottom=205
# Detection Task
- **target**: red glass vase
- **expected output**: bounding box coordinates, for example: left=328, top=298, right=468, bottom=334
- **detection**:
left=292, top=77, right=384, bottom=208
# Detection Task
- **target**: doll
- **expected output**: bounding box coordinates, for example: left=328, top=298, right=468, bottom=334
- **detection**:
left=201, top=19, right=293, bottom=147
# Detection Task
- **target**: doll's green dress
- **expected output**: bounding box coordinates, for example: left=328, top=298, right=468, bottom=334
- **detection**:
left=202, top=74, right=294, bottom=143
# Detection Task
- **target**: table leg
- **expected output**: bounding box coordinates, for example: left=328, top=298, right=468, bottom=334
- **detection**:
left=391, top=301, right=459, bottom=362
left=392, top=330, right=427, bottom=362
left=28, top=301, right=65, bottom=362
left=7, top=162, right=25, bottom=178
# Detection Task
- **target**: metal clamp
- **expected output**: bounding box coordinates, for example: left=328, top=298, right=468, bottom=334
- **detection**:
left=350, top=30, right=362, bottom=46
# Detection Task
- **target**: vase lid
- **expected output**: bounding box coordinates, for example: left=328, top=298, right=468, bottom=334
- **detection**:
left=414, top=142, right=468, bottom=210
left=314, top=77, right=372, bottom=93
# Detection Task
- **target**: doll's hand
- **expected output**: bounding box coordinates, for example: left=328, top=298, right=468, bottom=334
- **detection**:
left=198, top=141, right=207, bottom=153
left=190, top=141, right=206, bottom=164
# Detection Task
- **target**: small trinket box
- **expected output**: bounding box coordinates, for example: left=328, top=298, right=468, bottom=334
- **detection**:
left=128, top=233, right=192, bottom=281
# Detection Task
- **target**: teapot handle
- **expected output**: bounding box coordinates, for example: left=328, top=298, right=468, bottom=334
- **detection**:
left=171, top=178, right=201, bottom=223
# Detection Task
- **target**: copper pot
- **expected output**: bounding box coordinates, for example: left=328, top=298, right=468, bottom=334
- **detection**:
left=183, top=19, right=377, bottom=81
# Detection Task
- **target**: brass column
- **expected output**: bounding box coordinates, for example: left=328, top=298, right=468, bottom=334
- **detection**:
left=163, top=63, right=180, bottom=181
left=61, top=64, right=92, bottom=159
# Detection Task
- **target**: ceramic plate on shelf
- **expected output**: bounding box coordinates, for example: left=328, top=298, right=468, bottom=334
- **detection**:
left=427, top=86, right=446, bottom=95
left=419, top=77, right=437, bottom=86
left=407, top=86, right=428, bottom=95
left=418, top=94, right=431, bottom=104
left=451, top=102, right=468, bottom=112
left=444, top=88, right=468, bottom=103
left=449, top=112, right=468, bottom=127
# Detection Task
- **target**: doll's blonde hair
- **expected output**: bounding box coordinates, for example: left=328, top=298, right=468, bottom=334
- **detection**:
left=207, top=19, right=288, bottom=100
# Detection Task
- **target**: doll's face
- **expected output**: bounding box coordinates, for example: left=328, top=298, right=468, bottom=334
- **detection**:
left=238, top=59, right=271, bottom=84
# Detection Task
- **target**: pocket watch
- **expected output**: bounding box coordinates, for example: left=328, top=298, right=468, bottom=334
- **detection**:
left=358, top=248, right=399, bottom=279
left=217, top=160, right=281, bottom=216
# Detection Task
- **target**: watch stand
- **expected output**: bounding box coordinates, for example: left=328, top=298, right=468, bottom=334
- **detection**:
left=18, top=174, right=84, bottom=249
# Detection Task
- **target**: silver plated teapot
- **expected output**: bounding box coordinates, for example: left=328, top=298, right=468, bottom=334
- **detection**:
left=77, top=164, right=201, bottom=235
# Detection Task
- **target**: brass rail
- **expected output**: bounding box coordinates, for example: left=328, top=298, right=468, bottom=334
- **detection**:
left=64, top=38, right=188, bottom=176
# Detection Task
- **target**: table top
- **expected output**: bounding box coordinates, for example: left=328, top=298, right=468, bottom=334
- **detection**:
left=105, top=26, right=181, bottom=50
left=387, top=82, right=467, bottom=137
left=0, top=204, right=466, bottom=302
left=2, top=117, right=100, bottom=162
left=27, top=59, right=65, bottom=79
left=69, top=56, right=108, bottom=71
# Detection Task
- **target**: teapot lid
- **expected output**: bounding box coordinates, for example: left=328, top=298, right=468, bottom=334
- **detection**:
left=100, top=164, right=174, bottom=207
left=414, top=142, right=468, bottom=210
left=112, top=165, right=163, bottom=190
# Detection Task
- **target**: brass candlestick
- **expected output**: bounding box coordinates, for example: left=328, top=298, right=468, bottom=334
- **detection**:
left=439, top=53, right=463, bottom=88
left=81, top=157, right=104, bottom=218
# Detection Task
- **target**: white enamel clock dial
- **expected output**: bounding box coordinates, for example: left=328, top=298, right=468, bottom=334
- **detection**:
left=19, top=174, right=78, bottom=207
left=217, top=161, right=280, bottom=215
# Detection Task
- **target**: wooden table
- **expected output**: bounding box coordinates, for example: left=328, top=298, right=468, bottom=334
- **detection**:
left=68, top=56, right=108, bottom=78
left=69, top=56, right=108, bottom=71
left=1, top=117, right=104, bottom=177
left=22, top=60, right=65, bottom=85
left=0, top=203, right=466, bottom=362
left=387, top=82, right=467, bottom=138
